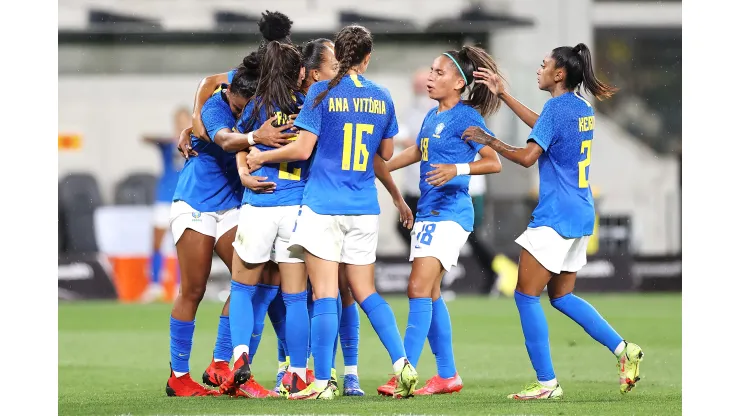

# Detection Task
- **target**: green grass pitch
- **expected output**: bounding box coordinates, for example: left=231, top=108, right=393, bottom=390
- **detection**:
left=59, top=293, right=681, bottom=415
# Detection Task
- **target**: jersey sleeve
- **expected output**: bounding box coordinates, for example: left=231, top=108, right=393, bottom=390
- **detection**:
left=383, top=91, right=399, bottom=139
left=294, top=82, right=326, bottom=136
left=201, top=99, right=235, bottom=140
left=227, top=69, right=237, bottom=84
left=465, top=110, right=492, bottom=153
left=528, top=100, right=557, bottom=151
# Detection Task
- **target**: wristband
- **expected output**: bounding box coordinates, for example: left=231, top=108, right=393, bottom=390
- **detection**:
left=247, top=131, right=256, bottom=146
left=455, top=163, right=471, bottom=176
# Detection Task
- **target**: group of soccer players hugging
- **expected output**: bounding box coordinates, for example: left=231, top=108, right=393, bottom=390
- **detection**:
left=164, top=10, right=645, bottom=401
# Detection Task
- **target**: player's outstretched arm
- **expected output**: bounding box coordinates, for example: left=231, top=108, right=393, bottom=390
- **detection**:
left=192, top=73, right=229, bottom=140
left=214, top=115, right=295, bottom=153
left=246, top=129, right=318, bottom=171
left=462, top=127, right=543, bottom=168
left=473, top=68, right=539, bottom=129
left=386, top=145, right=422, bottom=172
left=374, top=154, right=413, bottom=229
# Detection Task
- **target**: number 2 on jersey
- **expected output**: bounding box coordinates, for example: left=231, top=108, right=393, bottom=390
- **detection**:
left=578, top=139, right=592, bottom=188
left=342, top=123, right=373, bottom=171
left=278, top=162, right=301, bottom=180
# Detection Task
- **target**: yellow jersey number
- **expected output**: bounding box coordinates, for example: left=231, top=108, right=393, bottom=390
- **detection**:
left=342, top=123, right=372, bottom=171
left=420, top=138, right=429, bottom=161
left=578, top=140, right=592, bottom=188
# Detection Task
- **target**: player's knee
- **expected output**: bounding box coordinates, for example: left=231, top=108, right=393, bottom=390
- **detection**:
left=180, top=283, right=207, bottom=304
left=407, top=276, right=432, bottom=298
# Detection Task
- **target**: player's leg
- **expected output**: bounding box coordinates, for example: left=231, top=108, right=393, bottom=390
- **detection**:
left=279, top=260, right=310, bottom=395
left=267, top=289, right=289, bottom=393
left=507, top=227, right=564, bottom=400
left=143, top=203, right=171, bottom=302
left=338, top=265, right=363, bottom=396
left=249, top=263, right=280, bottom=365
left=548, top=237, right=643, bottom=394
left=218, top=205, right=273, bottom=395
left=166, top=203, right=220, bottom=396
left=343, top=214, right=418, bottom=399
left=201, top=228, right=237, bottom=388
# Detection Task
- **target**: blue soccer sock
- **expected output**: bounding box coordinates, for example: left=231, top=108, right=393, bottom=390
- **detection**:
left=332, top=295, right=342, bottom=370
left=427, top=297, right=456, bottom=378
left=230, top=280, right=256, bottom=360
left=213, top=315, right=232, bottom=362
left=307, top=288, right=314, bottom=360
left=339, top=302, right=360, bottom=369
left=150, top=251, right=163, bottom=284
left=514, top=290, right=556, bottom=383
left=360, top=293, right=406, bottom=367
left=404, top=297, right=433, bottom=368
left=283, top=291, right=310, bottom=370
left=248, top=284, right=279, bottom=363
left=170, top=316, right=195, bottom=375
left=268, top=291, right=288, bottom=362
left=312, top=297, right=338, bottom=382
left=551, top=293, right=624, bottom=353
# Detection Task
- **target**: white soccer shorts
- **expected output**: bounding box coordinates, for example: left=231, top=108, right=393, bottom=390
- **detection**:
left=515, top=226, right=590, bottom=274
left=169, top=200, right=240, bottom=245
left=232, top=204, right=304, bottom=264
left=409, top=220, right=470, bottom=271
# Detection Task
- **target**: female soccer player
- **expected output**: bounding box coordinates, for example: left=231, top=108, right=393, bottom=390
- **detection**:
left=217, top=40, right=308, bottom=398
left=141, top=107, right=189, bottom=303
left=380, top=45, right=504, bottom=396
left=462, top=43, right=644, bottom=400
left=165, top=68, right=253, bottom=397
left=247, top=25, right=418, bottom=400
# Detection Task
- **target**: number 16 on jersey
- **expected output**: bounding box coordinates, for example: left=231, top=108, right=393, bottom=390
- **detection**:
left=342, top=123, right=373, bottom=172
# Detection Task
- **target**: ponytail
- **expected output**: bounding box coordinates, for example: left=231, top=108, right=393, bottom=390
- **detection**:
left=552, top=43, right=618, bottom=101
left=452, top=45, right=505, bottom=117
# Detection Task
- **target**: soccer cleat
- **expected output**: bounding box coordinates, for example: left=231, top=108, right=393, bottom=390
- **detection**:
left=343, top=374, right=365, bottom=396
left=393, top=359, right=419, bottom=399
left=414, top=373, right=463, bottom=395
left=219, top=352, right=251, bottom=396
left=279, top=369, right=315, bottom=396
left=288, top=382, right=336, bottom=400
left=202, top=359, right=231, bottom=388
left=274, top=369, right=287, bottom=394
left=235, top=376, right=279, bottom=398
left=377, top=376, right=396, bottom=396
left=507, top=382, right=563, bottom=400
left=330, top=368, right=340, bottom=397
left=618, top=342, right=644, bottom=394
left=166, top=367, right=220, bottom=397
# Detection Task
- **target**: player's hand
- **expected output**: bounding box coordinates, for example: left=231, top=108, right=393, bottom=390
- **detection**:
left=473, top=67, right=506, bottom=97
left=177, top=127, right=198, bottom=159
left=462, top=126, right=493, bottom=147
left=241, top=175, right=276, bottom=193
left=426, top=163, right=456, bottom=187
left=192, top=113, right=208, bottom=140
left=393, top=195, right=414, bottom=230
left=254, top=115, right=296, bottom=148
left=246, top=147, right=265, bottom=173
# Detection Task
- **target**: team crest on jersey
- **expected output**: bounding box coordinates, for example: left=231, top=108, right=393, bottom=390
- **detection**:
left=192, top=212, right=202, bottom=221
left=433, top=123, right=445, bottom=138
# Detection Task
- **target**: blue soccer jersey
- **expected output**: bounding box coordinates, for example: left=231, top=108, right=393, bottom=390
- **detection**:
left=294, top=74, right=399, bottom=215
left=227, top=69, right=237, bottom=84
left=237, top=92, right=307, bottom=207
left=528, top=92, right=596, bottom=238
left=415, top=102, right=489, bottom=232
left=172, top=90, right=243, bottom=212
left=155, top=142, right=184, bottom=203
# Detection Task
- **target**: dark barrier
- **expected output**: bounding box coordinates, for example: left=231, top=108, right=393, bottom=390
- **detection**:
left=374, top=255, right=488, bottom=295
left=632, top=254, right=682, bottom=292
left=575, top=254, right=634, bottom=292
left=58, top=253, right=118, bottom=300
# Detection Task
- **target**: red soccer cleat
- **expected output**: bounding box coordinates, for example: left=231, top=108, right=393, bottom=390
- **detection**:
left=219, top=352, right=252, bottom=396
left=377, top=376, right=397, bottom=396
left=202, top=359, right=231, bottom=387
left=166, top=368, right=220, bottom=397
left=235, top=376, right=279, bottom=398
left=281, top=369, right=315, bottom=393
left=414, top=373, right=464, bottom=395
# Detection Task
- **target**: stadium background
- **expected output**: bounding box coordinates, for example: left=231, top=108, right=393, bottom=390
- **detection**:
left=57, top=0, right=682, bottom=414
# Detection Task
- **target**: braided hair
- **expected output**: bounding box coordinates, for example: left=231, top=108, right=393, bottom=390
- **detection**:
left=312, top=25, right=373, bottom=108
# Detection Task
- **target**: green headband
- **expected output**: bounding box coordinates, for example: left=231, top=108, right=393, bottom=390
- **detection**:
left=443, top=52, right=468, bottom=86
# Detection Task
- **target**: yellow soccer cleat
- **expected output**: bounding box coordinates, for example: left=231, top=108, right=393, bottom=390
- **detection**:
left=287, top=381, right=336, bottom=400
left=507, top=382, right=563, bottom=400
left=617, top=342, right=644, bottom=394
left=330, top=368, right=340, bottom=397
left=393, top=359, right=419, bottom=399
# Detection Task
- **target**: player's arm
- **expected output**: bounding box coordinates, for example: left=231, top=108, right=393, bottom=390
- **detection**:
left=377, top=138, right=394, bottom=161
left=473, top=67, right=539, bottom=129
left=213, top=116, right=295, bottom=153
left=237, top=150, right=276, bottom=193
left=471, top=145, right=502, bottom=174
left=247, top=129, right=317, bottom=170
left=192, top=73, right=229, bottom=140
left=374, top=155, right=413, bottom=229
left=462, top=128, right=543, bottom=168
left=386, top=144, right=422, bottom=172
